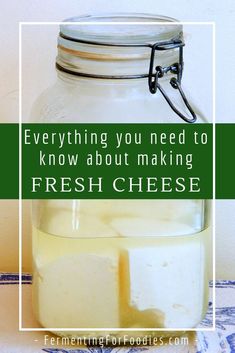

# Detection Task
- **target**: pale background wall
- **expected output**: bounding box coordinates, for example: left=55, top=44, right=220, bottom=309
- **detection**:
left=0, top=0, right=234, bottom=278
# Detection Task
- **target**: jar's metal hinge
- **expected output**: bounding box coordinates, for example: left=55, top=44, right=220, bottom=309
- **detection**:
left=148, top=40, right=197, bottom=123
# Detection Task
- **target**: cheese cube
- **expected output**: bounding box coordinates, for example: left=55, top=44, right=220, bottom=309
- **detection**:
left=36, top=252, right=119, bottom=328
left=41, top=208, right=118, bottom=238
left=111, top=217, right=195, bottom=237
left=120, top=239, right=205, bottom=328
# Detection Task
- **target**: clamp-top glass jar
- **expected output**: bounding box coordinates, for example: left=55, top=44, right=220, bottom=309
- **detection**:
left=31, top=13, right=211, bottom=339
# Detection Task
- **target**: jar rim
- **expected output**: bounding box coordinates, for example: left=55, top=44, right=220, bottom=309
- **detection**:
left=60, top=12, right=182, bottom=46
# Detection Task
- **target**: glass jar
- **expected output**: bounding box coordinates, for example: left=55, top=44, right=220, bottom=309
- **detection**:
left=31, top=13, right=211, bottom=340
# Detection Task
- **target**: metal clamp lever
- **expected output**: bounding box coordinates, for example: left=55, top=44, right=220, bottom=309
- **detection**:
left=148, top=40, right=197, bottom=123
left=156, top=77, right=197, bottom=123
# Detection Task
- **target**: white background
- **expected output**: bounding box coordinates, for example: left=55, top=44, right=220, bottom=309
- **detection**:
left=0, top=0, right=234, bottom=278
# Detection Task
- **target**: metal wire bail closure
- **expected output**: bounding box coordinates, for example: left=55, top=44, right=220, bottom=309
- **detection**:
left=57, top=33, right=197, bottom=123
left=148, top=40, right=197, bottom=123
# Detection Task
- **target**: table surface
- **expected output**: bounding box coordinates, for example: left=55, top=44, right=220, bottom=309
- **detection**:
left=0, top=273, right=235, bottom=353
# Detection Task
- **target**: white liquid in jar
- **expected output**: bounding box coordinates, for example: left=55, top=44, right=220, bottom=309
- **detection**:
left=32, top=200, right=210, bottom=337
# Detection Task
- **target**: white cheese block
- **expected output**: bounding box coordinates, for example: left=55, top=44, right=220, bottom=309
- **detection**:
left=120, top=239, right=205, bottom=328
left=111, top=217, right=196, bottom=237
left=36, top=252, right=119, bottom=328
left=40, top=208, right=118, bottom=238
